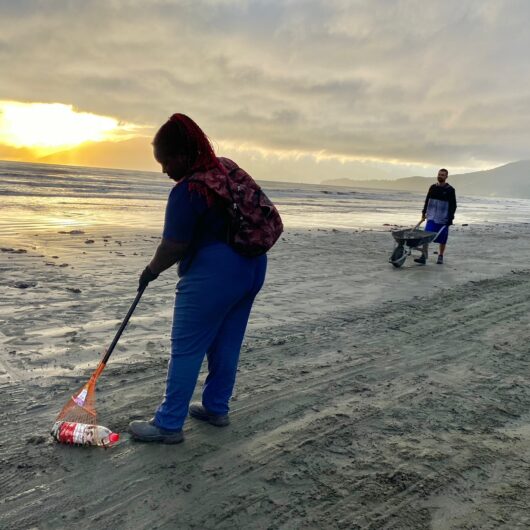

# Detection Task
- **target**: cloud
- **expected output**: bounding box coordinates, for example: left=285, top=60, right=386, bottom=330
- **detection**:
left=1, top=0, right=530, bottom=181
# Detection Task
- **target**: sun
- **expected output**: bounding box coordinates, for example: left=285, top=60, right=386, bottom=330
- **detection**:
left=0, top=100, right=139, bottom=155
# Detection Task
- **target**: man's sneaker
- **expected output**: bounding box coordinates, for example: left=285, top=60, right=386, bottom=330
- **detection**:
left=129, top=418, right=184, bottom=444
left=189, top=403, right=230, bottom=427
left=437, top=255, right=444, bottom=265
left=414, top=255, right=426, bottom=265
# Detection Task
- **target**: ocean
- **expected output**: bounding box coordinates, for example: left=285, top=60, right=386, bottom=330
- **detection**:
left=1, top=159, right=529, bottom=239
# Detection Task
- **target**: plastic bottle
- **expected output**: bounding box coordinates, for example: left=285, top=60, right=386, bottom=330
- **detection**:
left=51, top=421, right=120, bottom=447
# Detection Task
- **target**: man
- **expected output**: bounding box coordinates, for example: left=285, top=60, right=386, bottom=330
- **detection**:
left=414, top=168, right=457, bottom=265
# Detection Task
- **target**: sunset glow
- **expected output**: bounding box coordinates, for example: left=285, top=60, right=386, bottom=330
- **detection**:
left=1, top=3, right=530, bottom=178
left=0, top=101, right=138, bottom=155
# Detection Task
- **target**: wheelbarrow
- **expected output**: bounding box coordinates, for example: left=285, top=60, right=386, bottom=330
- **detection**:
left=388, top=221, right=447, bottom=268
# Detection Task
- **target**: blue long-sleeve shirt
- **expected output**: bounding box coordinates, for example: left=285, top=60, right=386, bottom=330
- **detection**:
left=163, top=180, right=227, bottom=274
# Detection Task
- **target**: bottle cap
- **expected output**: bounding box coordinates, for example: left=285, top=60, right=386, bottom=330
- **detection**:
left=108, top=432, right=120, bottom=444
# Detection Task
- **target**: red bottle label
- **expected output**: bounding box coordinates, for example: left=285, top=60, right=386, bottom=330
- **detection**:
left=58, top=422, right=77, bottom=444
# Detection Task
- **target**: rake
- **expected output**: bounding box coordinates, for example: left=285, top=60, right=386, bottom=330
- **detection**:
left=54, top=287, right=145, bottom=426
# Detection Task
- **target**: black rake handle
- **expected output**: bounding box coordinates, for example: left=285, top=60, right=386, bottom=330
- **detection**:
left=102, top=286, right=146, bottom=365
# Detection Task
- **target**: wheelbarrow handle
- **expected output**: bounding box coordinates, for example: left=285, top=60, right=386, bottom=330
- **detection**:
left=412, top=219, right=425, bottom=231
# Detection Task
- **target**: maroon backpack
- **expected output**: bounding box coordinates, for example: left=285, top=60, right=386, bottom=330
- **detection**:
left=187, top=157, right=283, bottom=257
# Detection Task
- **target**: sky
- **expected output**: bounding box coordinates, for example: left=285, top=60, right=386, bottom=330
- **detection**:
left=1, top=0, right=530, bottom=183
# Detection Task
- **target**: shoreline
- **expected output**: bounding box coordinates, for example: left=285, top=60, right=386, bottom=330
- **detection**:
left=2, top=221, right=530, bottom=380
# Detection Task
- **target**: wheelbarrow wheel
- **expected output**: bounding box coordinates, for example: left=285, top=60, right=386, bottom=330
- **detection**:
left=390, top=245, right=406, bottom=268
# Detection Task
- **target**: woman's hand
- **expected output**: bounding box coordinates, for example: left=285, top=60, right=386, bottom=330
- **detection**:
left=138, top=266, right=159, bottom=291
left=140, top=238, right=189, bottom=291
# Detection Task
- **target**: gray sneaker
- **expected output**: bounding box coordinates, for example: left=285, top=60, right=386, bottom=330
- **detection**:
left=129, top=419, right=184, bottom=444
left=189, top=403, right=230, bottom=427
left=437, top=255, right=444, bottom=265
left=414, top=255, right=426, bottom=265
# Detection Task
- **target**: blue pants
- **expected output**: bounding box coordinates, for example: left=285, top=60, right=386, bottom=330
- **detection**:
left=154, top=242, right=267, bottom=431
left=425, top=220, right=449, bottom=244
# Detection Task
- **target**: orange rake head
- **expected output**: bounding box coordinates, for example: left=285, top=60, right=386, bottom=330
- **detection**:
left=53, top=288, right=145, bottom=428
left=55, top=361, right=106, bottom=425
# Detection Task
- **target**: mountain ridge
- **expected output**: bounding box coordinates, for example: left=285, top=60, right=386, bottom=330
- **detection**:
left=323, top=160, right=530, bottom=199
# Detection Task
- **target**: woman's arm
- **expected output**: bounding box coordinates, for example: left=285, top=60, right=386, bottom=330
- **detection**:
left=148, top=238, right=189, bottom=275
left=138, top=181, right=203, bottom=290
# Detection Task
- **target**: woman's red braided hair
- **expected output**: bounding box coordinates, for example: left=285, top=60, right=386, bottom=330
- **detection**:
left=154, top=113, right=224, bottom=176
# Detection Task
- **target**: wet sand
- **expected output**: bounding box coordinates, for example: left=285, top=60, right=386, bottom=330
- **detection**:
left=1, top=222, right=530, bottom=529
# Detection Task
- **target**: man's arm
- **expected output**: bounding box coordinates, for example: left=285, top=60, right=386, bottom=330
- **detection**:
left=447, top=188, right=457, bottom=225
left=421, top=185, right=433, bottom=219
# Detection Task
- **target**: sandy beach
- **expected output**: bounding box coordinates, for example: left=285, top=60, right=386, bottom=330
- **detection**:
left=1, top=166, right=530, bottom=528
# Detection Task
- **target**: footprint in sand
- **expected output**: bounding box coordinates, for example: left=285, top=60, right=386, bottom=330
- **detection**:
left=146, top=341, right=158, bottom=352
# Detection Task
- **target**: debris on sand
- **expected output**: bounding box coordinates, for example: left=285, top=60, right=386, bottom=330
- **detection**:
left=13, top=281, right=37, bottom=289
left=1, top=248, right=27, bottom=254
left=58, top=229, right=85, bottom=235
left=84, top=239, right=95, bottom=244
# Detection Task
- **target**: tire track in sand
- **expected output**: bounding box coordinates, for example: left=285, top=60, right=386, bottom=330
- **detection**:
left=1, top=272, right=530, bottom=529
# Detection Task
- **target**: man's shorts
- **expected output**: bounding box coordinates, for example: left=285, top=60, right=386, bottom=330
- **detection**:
left=425, top=220, right=449, bottom=244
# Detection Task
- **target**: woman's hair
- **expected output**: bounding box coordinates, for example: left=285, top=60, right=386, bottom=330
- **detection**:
left=153, top=113, right=221, bottom=175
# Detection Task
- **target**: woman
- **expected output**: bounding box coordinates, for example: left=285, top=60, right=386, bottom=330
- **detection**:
left=129, top=114, right=272, bottom=444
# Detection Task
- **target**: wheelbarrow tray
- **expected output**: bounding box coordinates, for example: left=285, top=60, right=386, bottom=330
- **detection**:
left=391, top=228, right=438, bottom=248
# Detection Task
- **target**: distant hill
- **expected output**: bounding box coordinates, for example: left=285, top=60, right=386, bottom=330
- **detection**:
left=324, top=161, right=530, bottom=199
